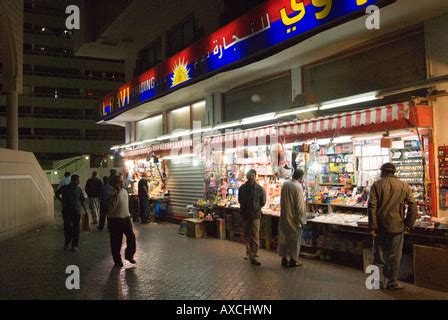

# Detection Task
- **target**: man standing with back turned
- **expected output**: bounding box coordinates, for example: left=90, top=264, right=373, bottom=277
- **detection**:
left=368, top=163, right=417, bottom=290
left=85, top=171, right=102, bottom=225
left=278, top=169, right=307, bottom=268
left=238, top=169, right=266, bottom=266
left=55, top=174, right=88, bottom=252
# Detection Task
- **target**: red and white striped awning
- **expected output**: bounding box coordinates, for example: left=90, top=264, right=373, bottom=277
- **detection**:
left=123, top=139, right=193, bottom=158
left=278, top=103, right=410, bottom=137
left=203, top=126, right=277, bottom=147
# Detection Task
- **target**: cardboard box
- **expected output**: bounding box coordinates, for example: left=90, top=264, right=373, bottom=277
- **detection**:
left=414, top=245, right=448, bottom=293
left=185, top=218, right=206, bottom=239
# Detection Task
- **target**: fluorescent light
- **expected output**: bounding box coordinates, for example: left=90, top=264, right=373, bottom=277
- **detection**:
left=142, top=138, right=156, bottom=144
left=171, top=106, right=190, bottom=114
left=317, top=138, right=332, bottom=145
left=191, top=127, right=213, bottom=134
left=276, top=105, right=319, bottom=118
left=162, top=153, right=196, bottom=160
left=333, top=136, right=353, bottom=144
left=213, top=121, right=241, bottom=130
left=111, top=145, right=121, bottom=150
left=241, top=112, right=276, bottom=125
left=320, top=93, right=378, bottom=110
left=192, top=101, right=206, bottom=109
left=156, top=134, right=171, bottom=141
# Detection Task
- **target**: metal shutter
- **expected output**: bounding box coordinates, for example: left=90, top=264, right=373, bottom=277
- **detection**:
left=165, top=157, right=204, bottom=216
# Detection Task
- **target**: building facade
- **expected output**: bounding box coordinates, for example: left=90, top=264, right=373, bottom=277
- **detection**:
left=0, top=0, right=126, bottom=169
left=78, top=0, right=448, bottom=218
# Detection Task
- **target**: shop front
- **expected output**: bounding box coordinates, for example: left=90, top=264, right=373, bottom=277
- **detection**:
left=192, top=102, right=447, bottom=278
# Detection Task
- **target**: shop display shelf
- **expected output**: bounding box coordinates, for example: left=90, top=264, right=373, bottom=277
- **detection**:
left=319, top=183, right=357, bottom=186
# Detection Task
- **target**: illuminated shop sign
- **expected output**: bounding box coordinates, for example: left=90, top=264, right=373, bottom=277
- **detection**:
left=100, top=0, right=387, bottom=120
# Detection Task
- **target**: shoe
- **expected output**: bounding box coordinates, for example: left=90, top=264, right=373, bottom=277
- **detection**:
left=281, top=258, right=289, bottom=267
left=71, top=246, right=79, bottom=252
left=92, top=221, right=98, bottom=225
left=126, top=258, right=137, bottom=264
left=244, top=254, right=259, bottom=260
left=250, top=259, right=261, bottom=266
left=114, top=261, right=124, bottom=268
left=288, top=260, right=303, bottom=268
left=63, top=245, right=70, bottom=251
left=387, top=283, right=405, bottom=290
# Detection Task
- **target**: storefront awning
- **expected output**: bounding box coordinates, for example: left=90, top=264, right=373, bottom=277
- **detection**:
left=278, top=102, right=420, bottom=142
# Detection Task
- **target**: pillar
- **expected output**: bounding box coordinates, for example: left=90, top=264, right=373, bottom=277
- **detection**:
left=7, top=91, right=19, bottom=150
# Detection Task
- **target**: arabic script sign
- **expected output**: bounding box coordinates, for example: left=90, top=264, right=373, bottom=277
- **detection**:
left=100, top=0, right=385, bottom=120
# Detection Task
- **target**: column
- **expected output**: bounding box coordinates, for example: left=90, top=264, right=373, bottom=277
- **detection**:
left=7, top=91, right=19, bottom=150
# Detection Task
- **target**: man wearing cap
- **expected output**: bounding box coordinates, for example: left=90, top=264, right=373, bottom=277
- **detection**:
left=238, top=169, right=266, bottom=266
left=368, top=163, right=417, bottom=290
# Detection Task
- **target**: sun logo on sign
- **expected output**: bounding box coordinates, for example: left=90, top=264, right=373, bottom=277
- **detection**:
left=171, top=57, right=191, bottom=88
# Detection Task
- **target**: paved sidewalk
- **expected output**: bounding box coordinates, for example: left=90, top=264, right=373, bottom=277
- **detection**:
left=0, top=217, right=447, bottom=300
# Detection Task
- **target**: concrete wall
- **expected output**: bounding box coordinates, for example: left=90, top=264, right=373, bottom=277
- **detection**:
left=0, top=148, right=54, bottom=241
left=425, top=14, right=448, bottom=218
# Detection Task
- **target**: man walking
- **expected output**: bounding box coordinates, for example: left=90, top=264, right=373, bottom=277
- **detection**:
left=368, top=163, right=417, bottom=290
left=238, top=169, right=266, bottom=266
left=138, top=172, right=150, bottom=224
left=278, top=169, right=307, bottom=268
left=55, top=175, right=88, bottom=252
left=108, top=175, right=137, bottom=267
left=98, top=176, right=112, bottom=231
left=85, top=171, right=102, bottom=224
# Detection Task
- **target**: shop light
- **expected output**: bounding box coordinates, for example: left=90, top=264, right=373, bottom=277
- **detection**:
left=110, top=145, right=121, bottom=150
left=109, top=156, right=114, bottom=160
left=241, top=113, right=276, bottom=125
left=333, top=136, right=353, bottom=144
left=275, top=105, right=319, bottom=118
left=317, top=138, right=332, bottom=145
left=213, top=121, right=241, bottom=131
left=171, top=106, right=190, bottom=114
left=162, top=153, right=196, bottom=160
left=54, top=171, right=58, bottom=175
left=85, top=156, right=90, bottom=160
left=320, top=93, right=379, bottom=110
left=191, top=127, right=213, bottom=134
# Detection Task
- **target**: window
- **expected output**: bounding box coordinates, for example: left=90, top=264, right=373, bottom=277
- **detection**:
left=169, top=106, right=191, bottom=133
left=136, top=38, right=163, bottom=75
left=137, top=115, right=163, bottom=140
left=166, top=16, right=196, bottom=57
left=85, top=129, right=124, bottom=141
left=34, top=107, right=82, bottom=118
left=192, top=101, right=206, bottom=127
left=224, top=74, right=291, bottom=122
left=302, top=30, right=426, bottom=106
left=34, top=128, right=81, bottom=138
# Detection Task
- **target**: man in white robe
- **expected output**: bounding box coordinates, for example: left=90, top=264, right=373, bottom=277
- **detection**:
left=278, top=169, right=307, bottom=268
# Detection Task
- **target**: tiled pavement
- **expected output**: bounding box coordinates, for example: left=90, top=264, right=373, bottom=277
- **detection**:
left=0, top=215, right=447, bottom=300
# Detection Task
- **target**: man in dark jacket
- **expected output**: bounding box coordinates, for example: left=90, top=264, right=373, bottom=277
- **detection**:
left=238, top=169, right=266, bottom=265
left=85, top=171, right=102, bottom=224
left=368, top=163, right=417, bottom=290
left=55, top=175, right=88, bottom=251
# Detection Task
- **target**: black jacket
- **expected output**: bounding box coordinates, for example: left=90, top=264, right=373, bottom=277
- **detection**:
left=238, top=182, right=266, bottom=220
left=85, top=177, right=102, bottom=198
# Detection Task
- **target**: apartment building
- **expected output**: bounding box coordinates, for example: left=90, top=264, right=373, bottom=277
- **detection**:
left=0, top=0, right=126, bottom=169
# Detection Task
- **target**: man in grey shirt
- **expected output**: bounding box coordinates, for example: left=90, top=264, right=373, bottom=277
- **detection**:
left=55, top=175, right=88, bottom=252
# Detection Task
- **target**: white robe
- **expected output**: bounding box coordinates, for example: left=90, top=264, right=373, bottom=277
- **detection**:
left=278, top=180, right=306, bottom=259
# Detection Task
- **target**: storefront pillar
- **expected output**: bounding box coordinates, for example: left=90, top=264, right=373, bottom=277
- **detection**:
left=6, top=90, right=19, bottom=150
